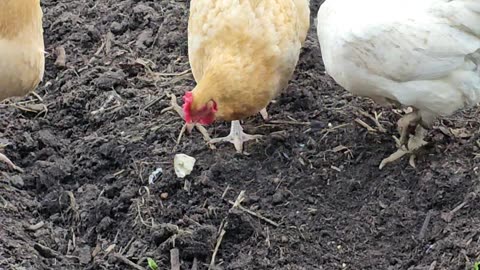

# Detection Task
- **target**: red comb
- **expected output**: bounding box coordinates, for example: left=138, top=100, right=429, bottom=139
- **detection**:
left=182, top=92, right=193, bottom=123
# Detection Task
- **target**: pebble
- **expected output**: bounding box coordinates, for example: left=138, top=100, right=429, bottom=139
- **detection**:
left=10, top=175, right=24, bottom=188
left=272, top=191, right=284, bottom=204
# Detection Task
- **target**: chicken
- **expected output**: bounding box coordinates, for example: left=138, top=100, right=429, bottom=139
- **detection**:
left=316, top=0, right=480, bottom=168
left=180, top=0, right=310, bottom=153
left=0, top=0, right=45, bottom=172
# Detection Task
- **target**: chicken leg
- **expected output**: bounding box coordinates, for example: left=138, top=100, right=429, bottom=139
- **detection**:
left=397, top=109, right=421, bottom=147
left=208, top=120, right=262, bottom=153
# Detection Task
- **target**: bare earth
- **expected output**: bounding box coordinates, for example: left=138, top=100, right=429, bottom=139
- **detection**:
left=0, top=0, right=479, bottom=269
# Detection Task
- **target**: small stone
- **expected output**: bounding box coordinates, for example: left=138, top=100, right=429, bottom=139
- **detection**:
left=272, top=191, right=284, bottom=204
left=76, top=246, right=92, bottom=264
left=110, top=22, right=126, bottom=35
left=10, top=175, right=24, bottom=188
left=96, top=217, right=113, bottom=233
left=160, top=192, right=168, bottom=200
left=249, top=195, right=260, bottom=203
left=280, top=236, right=288, bottom=243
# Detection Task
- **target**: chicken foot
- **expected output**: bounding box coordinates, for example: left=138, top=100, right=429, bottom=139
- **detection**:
left=379, top=109, right=427, bottom=169
left=0, top=152, right=23, bottom=173
left=208, top=120, right=262, bottom=153
left=379, top=121, right=428, bottom=169
left=397, top=109, right=422, bottom=147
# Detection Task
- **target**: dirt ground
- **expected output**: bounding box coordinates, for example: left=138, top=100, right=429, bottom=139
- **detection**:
left=1, top=0, right=479, bottom=269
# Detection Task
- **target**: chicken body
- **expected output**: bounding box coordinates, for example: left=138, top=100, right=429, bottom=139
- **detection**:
left=317, top=0, right=480, bottom=168
left=0, top=0, right=45, bottom=171
left=184, top=0, right=310, bottom=152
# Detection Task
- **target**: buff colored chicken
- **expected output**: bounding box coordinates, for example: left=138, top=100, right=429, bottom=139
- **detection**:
left=317, top=0, right=480, bottom=168
left=0, top=0, right=45, bottom=172
left=174, top=0, right=310, bottom=153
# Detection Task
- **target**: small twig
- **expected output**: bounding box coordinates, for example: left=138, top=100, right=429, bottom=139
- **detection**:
left=226, top=195, right=279, bottom=227
left=112, top=253, right=147, bottom=270
left=0, top=152, right=24, bottom=173
left=317, top=123, right=350, bottom=141
left=34, top=243, right=59, bottom=259
left=170, top=248, right=180, bottom=270
left=91, top=94, right=117, bottom=115
left=209, top=224, right=227, bottom=270
left=31, top=91, right=44, bottom=102
left=418, top=210, right=433, bottom=240
left=152, top=69, right=191, bottom=77
left=268, top=120, right=311, bottom=126
left=355, top=118, right=376, bottom=132
left=25, top=221, right=45, bottom=232
left=143, top=95, right=165, bottom=110
left=94, top=40, right=106, bottom=57
left=441, top=201, right=468, bottom=222
left=161, top=94, right=185, bottom=116
left=104, top=244, right=116, bottom=257
left=221, top=185, right=231, bottom=199
left=191, top=258, right=198, bottom=270
left=265, top=227, right=271, bottom=248
left=209, top=191, right=246, bottom=269
left=230, top=191, right=246, bottom=209
left=358, top=110, right=386, bottom=133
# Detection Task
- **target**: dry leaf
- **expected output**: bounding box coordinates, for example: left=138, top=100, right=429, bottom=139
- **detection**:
left=450, top=128, right=471, bottom=139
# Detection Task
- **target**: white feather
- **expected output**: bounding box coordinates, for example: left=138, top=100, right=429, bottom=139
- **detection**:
left=317, top=0, right=480, bottom=121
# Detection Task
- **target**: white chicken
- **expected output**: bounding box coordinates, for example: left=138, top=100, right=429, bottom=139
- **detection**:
left=316, top=0, right=480, bottom=168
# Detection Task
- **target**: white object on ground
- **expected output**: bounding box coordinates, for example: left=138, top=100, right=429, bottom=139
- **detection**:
left=148, top=167, right=163, bottom=185
left=174, top=154, right=196, bottom=178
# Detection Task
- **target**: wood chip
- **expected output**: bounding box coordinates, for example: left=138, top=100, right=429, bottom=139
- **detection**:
left=34, top=243, right=59, bottom=259
left=418, top=210, right=433, bottom=240
left=25, top=221, right=45, bottom=231
left=54, top=46, right=66, bottom=68
left=112, top=253, right=146, bottom=270
left=170, top=248, right=180, bottom=270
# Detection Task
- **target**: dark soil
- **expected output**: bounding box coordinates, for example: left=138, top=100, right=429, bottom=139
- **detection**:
left=1, top=0, right=479, bottom=269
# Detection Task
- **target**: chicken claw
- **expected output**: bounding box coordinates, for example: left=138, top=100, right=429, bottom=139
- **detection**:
left=208, top=120, right=262, bottom=153
left=0, top=152, right=23, bottom=173
left=397, top=110, right=421, bottom=147
left=379, top=125, right=428, bottom=169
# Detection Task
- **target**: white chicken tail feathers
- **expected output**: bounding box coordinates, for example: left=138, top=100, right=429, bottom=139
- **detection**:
left=439, top=0, right=480, bottom=36
left=462, top=0, right=480, bottom=12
